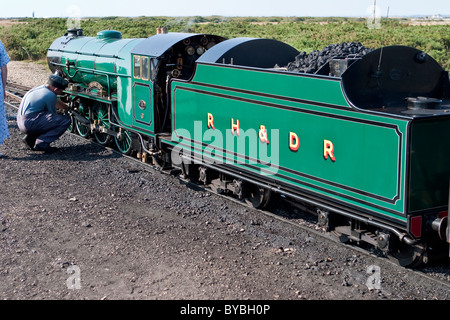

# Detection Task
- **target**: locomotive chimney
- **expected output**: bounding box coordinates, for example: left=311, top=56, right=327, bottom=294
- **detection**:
left=65, top=28, right=83, bottom=37
left=156, top=27, right=167, bottom=34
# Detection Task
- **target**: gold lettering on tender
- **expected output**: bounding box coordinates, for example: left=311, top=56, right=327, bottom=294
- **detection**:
left=231, top=118, right=240, bottom=136
left=323, top=140, right=336, bottom=161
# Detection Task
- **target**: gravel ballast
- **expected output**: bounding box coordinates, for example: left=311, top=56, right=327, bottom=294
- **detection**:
left=1, top=61, right=450, bottom=305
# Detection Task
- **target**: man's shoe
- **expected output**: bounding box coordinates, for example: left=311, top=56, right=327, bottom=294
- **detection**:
left=33, top=145, right=58, bottom=154
left=22, top=135, right=36, bottom=150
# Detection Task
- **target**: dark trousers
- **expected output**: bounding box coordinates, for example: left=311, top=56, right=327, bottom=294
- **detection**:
left=17, top=112, right=71, bottom=149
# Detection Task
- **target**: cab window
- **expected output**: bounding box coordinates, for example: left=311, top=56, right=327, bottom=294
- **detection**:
left=133, top=56, right=141, bottom=79
left=141, top=57, right=149, bottom=80
left=133, top=55, right=150, bottom=81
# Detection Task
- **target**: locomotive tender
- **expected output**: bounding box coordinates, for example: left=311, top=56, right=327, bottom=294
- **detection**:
left=47, top=28, right=450, bottom=267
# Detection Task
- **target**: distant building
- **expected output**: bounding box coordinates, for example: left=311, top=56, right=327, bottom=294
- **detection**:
left=429, top=14, right=443, bottom=20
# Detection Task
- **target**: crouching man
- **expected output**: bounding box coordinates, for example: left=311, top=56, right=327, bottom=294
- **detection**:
left=17, top=74, right=71, bottom=153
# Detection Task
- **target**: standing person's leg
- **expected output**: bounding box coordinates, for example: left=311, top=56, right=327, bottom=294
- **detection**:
left=0, top=90, right=10, bottom=158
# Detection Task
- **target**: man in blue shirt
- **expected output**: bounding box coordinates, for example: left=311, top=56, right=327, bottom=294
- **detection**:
left=17, top=74, right=71, bottom=153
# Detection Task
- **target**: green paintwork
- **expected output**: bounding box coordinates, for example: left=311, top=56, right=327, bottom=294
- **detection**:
left=171, top=63, right=412, bottom=223
left=97, top=30, right=123, bottom=40
left=192, top=63, right=350, bottom=107
left=58, top=37, right=141, bottom=92
left=49, top=32, right=149, bottom=132
left=132, top=82, right=154, bottom=132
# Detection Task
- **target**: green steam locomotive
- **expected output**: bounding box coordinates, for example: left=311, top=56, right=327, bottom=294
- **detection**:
left=47, top=28, right=450, bottom=267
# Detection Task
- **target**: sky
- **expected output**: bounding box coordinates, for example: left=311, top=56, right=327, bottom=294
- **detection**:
left=0, top=0, right=449, bottom=18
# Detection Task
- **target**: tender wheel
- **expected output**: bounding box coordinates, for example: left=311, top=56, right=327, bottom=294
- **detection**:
left=114, top=129, right=133, bottom=155
left=92, top=102, right=112, bottom=145
left=244, top=184, right=272, bottom=209
left=389, top=242, right=426, bottom=268
left=75, top=105, right=90, bottom=138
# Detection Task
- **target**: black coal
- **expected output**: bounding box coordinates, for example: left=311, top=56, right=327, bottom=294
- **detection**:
left=283, top=42, right=373, bottom=74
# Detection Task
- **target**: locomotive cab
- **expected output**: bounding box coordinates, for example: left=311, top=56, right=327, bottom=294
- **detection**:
left=130, top=33, right=226, bottom=134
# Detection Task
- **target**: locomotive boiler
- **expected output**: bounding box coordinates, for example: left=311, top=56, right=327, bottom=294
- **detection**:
left=47, top=28, right=450, bottom=267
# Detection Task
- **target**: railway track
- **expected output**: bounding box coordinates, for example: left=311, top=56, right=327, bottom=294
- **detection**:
left=5, top=81, right=450, bottom=293
left=4, top=82, right=27, bottom=112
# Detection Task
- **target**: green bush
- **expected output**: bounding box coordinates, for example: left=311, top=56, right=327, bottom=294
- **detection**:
left=0, top=17, right=448, bottom=69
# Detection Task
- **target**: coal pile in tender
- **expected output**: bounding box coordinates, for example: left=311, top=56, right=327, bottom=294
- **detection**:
left=283, top=42, right=374, bottom=74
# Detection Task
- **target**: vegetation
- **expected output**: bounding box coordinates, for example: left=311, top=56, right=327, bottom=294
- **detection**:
left=0, top=16, right=449, bottom=69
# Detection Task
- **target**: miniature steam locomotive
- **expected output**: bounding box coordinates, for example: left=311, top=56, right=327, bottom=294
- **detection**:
left=47, top=28, right=450, bottom=267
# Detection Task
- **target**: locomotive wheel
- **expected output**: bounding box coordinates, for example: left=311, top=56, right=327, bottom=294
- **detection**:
left=75, top=105, right=90, bottom=138
left=244, top=184, right=272, bottom=209
left=66, top=114, right=75, bottom=133
left=114, top=129, right=133, bottom=155
left=152, top=153, right=168, bottom=169
left=92, top=102, right=112, bottom=145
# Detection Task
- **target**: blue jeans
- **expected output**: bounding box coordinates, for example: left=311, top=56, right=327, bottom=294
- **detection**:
left=17, top=112, right=71, bottom=149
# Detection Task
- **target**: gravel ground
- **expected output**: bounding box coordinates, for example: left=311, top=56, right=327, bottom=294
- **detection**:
left=7, top=61, right=51, bottom=88
left=1, top=61, right=450, bottom=307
